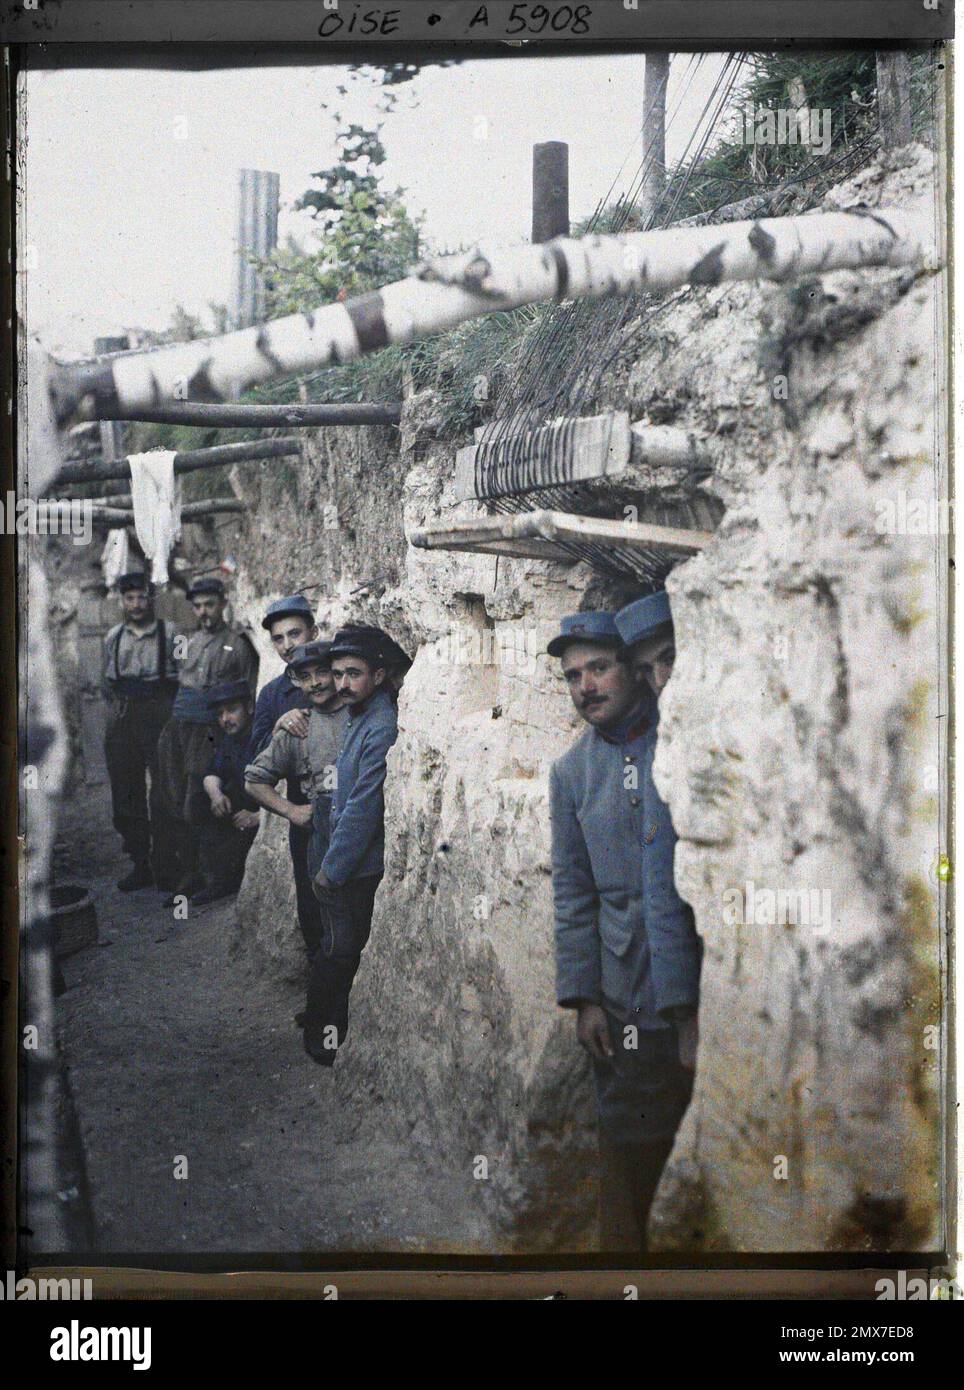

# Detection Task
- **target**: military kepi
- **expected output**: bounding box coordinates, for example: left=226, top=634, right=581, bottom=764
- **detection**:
left=206, top=678, right=251, bottom=709
left=288, top=640, right=333, bottom=673
left=329, top=627, right=387, bottom=667
left=116, top=571, right=152, bottom=593
left=261, top=594, right=315, bottom=630
left=614, top=591, right=672, bottom=646
left=546, top=610, right=622, bottom=658
left=187, top=576, right=226, bottom=599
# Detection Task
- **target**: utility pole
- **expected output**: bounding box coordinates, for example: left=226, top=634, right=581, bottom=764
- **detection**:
left=640, top=52, right=670, bottom=227
left=232, top=168, right=280, bottom=328
left=877, top=51, right=913, bottom=149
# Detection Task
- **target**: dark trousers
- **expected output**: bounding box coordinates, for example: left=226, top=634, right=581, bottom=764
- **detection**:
left=196, top=800, right=258, bottom=892
left=103, top=693, right=176, bottom=880
left=598, top=1138, right=677, bottom=1252
left=156, top=718, right=220, bottom=890
left=304, top=875, right=381, bottom=1062
left=593, top=1014, right=694, bottom=1251
left=289, top=821, right=323, bottom=958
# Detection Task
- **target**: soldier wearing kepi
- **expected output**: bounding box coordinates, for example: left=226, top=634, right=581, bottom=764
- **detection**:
left=547, top=608, right=701, bottom=1251
left=194, top=679, right=261, bottom=905
left=303, top=626, right=398, bottom=1066
left=244, top=640, right=349, bottom=964
left=334, top=623, right=412, bottom=700
left=155, top=576, right=259, bottom=904
left=248, top=596, right=322, bottom=954
left=102, top=571, right=180, bottom=891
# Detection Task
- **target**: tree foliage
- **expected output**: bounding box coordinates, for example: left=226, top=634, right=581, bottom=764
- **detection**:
left=261, top=119, right=422, bottom=317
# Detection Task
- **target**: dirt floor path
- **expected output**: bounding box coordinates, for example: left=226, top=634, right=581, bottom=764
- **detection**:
left=54, top=790, right=493, bottom=1258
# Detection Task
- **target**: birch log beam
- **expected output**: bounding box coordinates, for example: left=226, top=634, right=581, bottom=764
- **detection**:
left=46, top=207, right=937, bottom=425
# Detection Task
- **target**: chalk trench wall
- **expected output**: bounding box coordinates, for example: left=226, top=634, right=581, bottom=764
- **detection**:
left=229, top=148, right=945, bottom=1253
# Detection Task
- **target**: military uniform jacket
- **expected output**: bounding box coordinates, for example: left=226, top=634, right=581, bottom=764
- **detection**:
left=320, top=687, right=398, bottom=888
left=248, top=669, right=310, bottom=759
left=549, top=709, right=702, bottom=1028
left=171, top=623, right=259, bottom=724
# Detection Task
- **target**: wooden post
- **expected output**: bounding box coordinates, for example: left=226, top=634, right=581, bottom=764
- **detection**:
left=93, top=335, right=129, bottom=462
left=232, top=168, right=280, bottom=328
left=877, top=51, right=913, bottom=149
left=640, top=52, right=670, bottom=226
left=532, top=142, right=569, bottom=243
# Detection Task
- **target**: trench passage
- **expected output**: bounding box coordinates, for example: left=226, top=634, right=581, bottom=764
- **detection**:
left=53, top=783, right=497, bottom=1254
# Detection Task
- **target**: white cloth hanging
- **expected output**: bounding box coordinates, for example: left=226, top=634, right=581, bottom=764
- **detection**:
left=127, top=451, right=182, bottom=586
left=100, top=527, right=130, bottom=590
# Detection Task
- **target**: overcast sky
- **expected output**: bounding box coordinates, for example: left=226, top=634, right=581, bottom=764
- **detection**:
left=22, top=52, right=728, bottom=357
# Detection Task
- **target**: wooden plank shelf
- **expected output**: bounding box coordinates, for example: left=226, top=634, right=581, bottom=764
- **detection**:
left=408, top=509, right=714, bottom=562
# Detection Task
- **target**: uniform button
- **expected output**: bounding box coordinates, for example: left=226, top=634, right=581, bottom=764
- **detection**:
left=624, top=754, right=636, bottom=763
left=629, top=795, right=641, bottom=807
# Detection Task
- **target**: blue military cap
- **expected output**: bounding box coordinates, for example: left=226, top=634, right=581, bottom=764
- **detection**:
left=546, top=611, right=623, bottom=659
left=328, top=626, right=388, bottom=668
left=338, top=623, right=411, bottom=672
left=261, top=594, right=315, bottom=630
left=187, top=576, right=226, bottom=600
left=116, top=571, right=153, bottom=594
left=206, top=678, right=251, bottom=708
left=614, top=591, right=673, bottom=647
left=288, top=640, right=333, bottom=673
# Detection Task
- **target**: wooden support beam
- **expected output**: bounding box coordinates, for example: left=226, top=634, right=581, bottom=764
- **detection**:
left=408, top=509, right=714, bottom=561
left=85, top=401, right=402, bottom=427
left=87, top=498, right=246, bottom=523
left=50, top=436, right=301, bottom=488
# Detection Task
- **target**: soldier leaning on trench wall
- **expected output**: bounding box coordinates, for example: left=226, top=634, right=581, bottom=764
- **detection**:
left=548, top=598, right=703, bottom=1251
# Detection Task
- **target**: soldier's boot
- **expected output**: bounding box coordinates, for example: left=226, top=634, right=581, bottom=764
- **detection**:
left=117, top=862, right=154, bottom=892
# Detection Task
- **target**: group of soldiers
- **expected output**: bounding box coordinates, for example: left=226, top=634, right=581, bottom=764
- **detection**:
left=102, top=572, right=408, bottom=1068
left=102, top=569, right=700, bottom=1247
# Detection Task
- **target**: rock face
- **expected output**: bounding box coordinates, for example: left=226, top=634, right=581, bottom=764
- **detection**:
left=227, top=146, right=945, bottom=1252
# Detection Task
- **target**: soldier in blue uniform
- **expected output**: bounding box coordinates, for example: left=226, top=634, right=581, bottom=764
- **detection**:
left=548, top=607, right=701, bottom=1250
left=304, top=627, right=398, bottom=1066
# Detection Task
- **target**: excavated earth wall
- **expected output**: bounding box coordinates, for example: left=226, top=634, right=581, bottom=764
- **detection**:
left=217, top=145, right=945, bottom=1252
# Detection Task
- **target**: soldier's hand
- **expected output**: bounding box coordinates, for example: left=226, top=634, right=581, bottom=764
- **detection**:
left=287, top=802, right=314, bottom=828
left=576, top=1003, right=614, bottom=1062
left=232, top=810, right=260, bottom=831
left=275, top=710, right=310, bottom=739
left=210, top=792, right=232, bottom=818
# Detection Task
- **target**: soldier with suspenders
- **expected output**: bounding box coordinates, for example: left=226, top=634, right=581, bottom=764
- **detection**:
left=102, top=571, right=180, bottom=892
